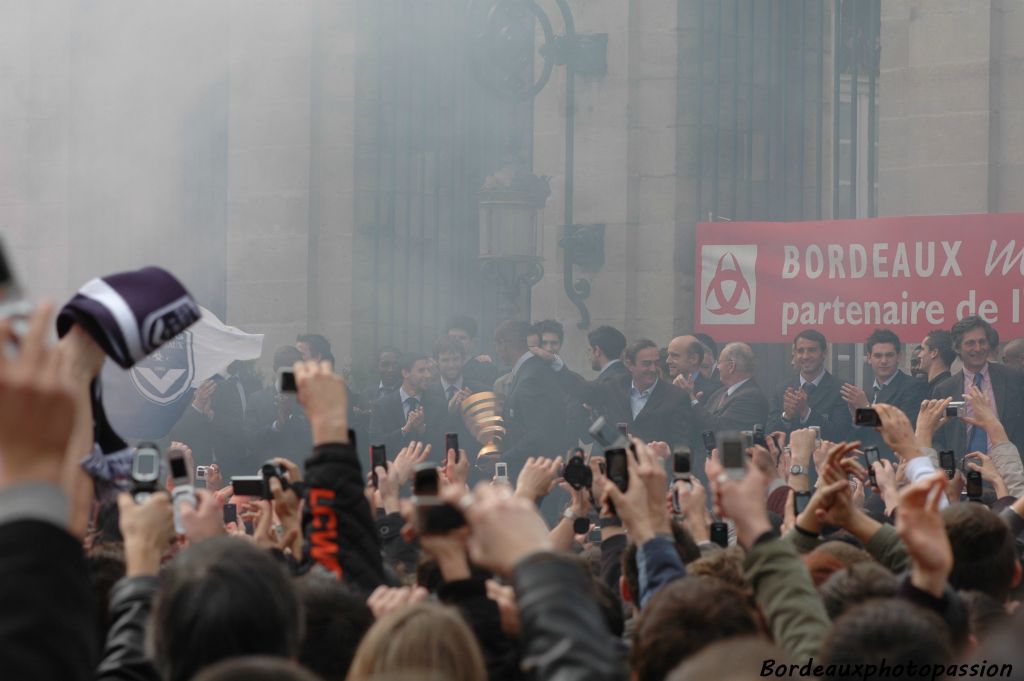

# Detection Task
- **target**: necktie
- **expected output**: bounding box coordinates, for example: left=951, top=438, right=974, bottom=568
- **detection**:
left=871, top=385, right=881, bottom=404
left=405, top=396, right=420, bottom=415
left=967, top=373, right=988, bottom=453
left=446, top=385, right=457, bottom=402
left=802, top=382, right=816, bottom=396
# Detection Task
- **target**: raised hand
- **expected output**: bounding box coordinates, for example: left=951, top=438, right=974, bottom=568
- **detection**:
left=840, top=383, right=869, bottom=410
left=118, top=491, right=174, bottom=576
left=392, top=441, right=431, bottom=486
left=514, top=457, right=560, bottom=502
left=915, top=398, right=951, bottom=449
left=896, top=473, right=953, bottom=597
left=367, top=585, right=429, bottom=619
left=294, top=360, right=348, bottom=444
left=965, top=451, right=1009, bottom=497
left=178, top=488, right=226, bottom=544
left=874, top=403, right=922, bottom=460
left=462, top=483, right=552, bottom=576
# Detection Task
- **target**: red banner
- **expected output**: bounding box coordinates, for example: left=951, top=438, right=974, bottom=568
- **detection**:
left=694, top=213, right=1024, bottom=343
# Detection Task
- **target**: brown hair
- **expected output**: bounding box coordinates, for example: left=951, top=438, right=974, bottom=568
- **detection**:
left=345, top=602, right=486, bottom=681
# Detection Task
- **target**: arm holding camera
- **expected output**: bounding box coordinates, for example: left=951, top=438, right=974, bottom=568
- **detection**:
left=604, top=438, right=682, bottom=608
left=550, top=483, right=592, bottom=553
left=914, top=398, right=950, bottom=451
left=963, top=387, right=1024, bottom=497
left=514, top=457, right=560, bottom=504
left=96, top=492, right=175, bottom=681
left=787, top=428, right=816, bottom=492
left=296, top=360, right=387, bottom=593
left=460, top=483, right=626, bottom=681
left=708, top=454, right=830, bottom=661
left=0, top=305, right=100, bottom=681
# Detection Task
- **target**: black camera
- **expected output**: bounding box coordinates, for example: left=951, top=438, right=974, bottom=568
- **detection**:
left=854, top=407, right=882, bottom=428
left=563, top=452, right=593, bottom=490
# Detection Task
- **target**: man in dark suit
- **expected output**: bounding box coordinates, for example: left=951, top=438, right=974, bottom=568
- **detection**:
left=424, top=338, right=489, bottom=459
left=932, top=316, right=1024, bottom=459
left=841, top=328, right=928, bottom=459
left=370, top=353, right=446, bottom=459
left=563, top=324, right=630, bottom=443
left=919, top=329, right=955, bottom=394
left=553, top=338, right=695, bottom=450
left=687, top=342, right=769, bottom=435
left=766, top=329, right=850, bottom=443
left=492, top=320, right=569, bottom=475
left=447, top=315, right=500, bottom=389
left=694, top=333, right=724, bottom=404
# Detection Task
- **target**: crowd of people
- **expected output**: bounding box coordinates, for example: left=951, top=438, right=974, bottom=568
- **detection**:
left=4, top=294, right=1024, bottom=681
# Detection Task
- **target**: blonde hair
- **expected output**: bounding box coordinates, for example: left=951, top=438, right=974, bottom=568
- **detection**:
left=345, top=601, right=486, bottom=681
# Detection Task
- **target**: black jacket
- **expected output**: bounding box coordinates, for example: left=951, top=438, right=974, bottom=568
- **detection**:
left=502, top=355, right=571, bottom=469
left=693, top=378, right=770, bottom=435
left=424, top=377, right=490, bottom=459
left=438, top=578, right=521, bottom=681
left=693, top=371, right=723, bottom=406
left=931, top=363, right=1024, bottom=458
left=302, top=437, right=387, bottom=595
left=0, top=520, right=97, bottom=681
left=368, top=388, right=446, bottom=459
left=766, top=371, right=850, bottom=443
left=555, top=370, right=695, bottom=448
left=95, top=576, right=160, bottom=681
left=513, top=553, right=627, bottom=681
left=853, top=370, right=929, bottom=459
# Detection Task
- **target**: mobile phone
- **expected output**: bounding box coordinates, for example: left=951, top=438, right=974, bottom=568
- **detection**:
left=793, top=491, right=812, bottom=516
left=370, top=444, right=387, bottom=488
left=588, top=524, right=602, bottom=543
left=672, top=447, right=692, bottom=482
left=260, top=461, right=290, bottom=494
left=854, top=408, right=882, bottom=428
left=719, top=432, right=746, bottom=479
left=195, top=465, right=208, bottom=481
left=588, top=416, right=627, bottom=450
left=945, top=401, right=966, bottom=418
left=939, top=450, right=956, bottom=480
left=616, top=422, right=630, bottom=437
left=222, top=503, right=237, bottom=525
left=966, top=469, right=983, bottom=502
left=231, top=476, right=266, bottom=497
left=131, top=443, right=161, bottom=504
left=809, top=425, right=822, bottom=447
left=710, top=521, right=728, bottom=548
left=494, top=461, right=509, bottom=483
left=751, top=425, right=767, bottom=448
left=863, top=447, right=881, bottom=487
left=604, top=448, right=629, bottom=515
left=168, top=448, right=196, bottom=534
left=701, top=430, right=716, bottom=454
left=276, top=368, right=297, bottom=393
left=413, top=463, right=440, bottom=496
left=445, top=433, right=460, bottom=463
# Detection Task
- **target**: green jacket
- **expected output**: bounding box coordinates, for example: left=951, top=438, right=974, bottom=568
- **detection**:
left=744, top=537, right=831, bottom=660
left=783, top=522, right=909, bottom=573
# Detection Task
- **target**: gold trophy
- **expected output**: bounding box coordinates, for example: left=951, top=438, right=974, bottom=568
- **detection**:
left=461, top=391, right=505, bottom=459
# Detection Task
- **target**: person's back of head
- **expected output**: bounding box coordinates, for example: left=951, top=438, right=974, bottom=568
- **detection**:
left=820, top=599, right=952, bottom=680
left=631, top=576, right=760, bottom=681
left=149, top=537, right=303, bottom=681
left=810, top=540, right=874, bottom=569
left=587, top=325, right=627, bottom=361
left=346, top=601, right=486, bottom=681
left=819, top=562, right=899, bottom=619
left=296, top=333, right=334, bottom=365
left=685, top=546, right=748, bottom=594
left=667, top=637, right=792, bottom=681
left=191, top=657, right=322, bottom=681
left=960, top=590, right=1010, bottom=642
left=943, top=502, right=1021, bottom=602
left=296, top=575, right=374, bottom=681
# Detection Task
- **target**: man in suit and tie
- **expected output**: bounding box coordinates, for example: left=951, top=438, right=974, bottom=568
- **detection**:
left=425, top=338, right=489, bottom=459
left=369, top=353, right=445, bottom=458
left=919, top=329, right=955, bottom=393
left=686, top=342, right=769, bottom=435
left=841, top=328, right=928, bottom=459
left=492, top=320, right=569, bottom=474
left=550, top=338, right=695, bottom=450
left=932, top=316, right=1024, bottom=460
left=766, top=330, right=850, bottom=443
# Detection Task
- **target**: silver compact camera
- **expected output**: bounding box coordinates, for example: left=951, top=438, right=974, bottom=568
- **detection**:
left=945, top=401, right=966, bottom=418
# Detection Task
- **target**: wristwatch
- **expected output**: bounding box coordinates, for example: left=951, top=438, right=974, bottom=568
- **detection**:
left=562, top=507, right=582, bottom=521
left=789, top=464, right=807, bottom=476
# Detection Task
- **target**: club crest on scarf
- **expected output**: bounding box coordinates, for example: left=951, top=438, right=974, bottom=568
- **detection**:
left=129, top=331, right=196, bottom=406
